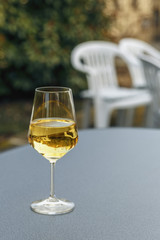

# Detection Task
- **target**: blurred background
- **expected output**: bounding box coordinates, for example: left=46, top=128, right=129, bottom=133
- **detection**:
left=0, top=0, right=160, bottom=151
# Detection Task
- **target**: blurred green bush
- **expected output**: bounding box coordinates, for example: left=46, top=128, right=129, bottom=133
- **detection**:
left=0, top=0, right=110, bottom=98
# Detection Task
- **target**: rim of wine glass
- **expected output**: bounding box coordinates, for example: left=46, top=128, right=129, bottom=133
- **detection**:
left=35, top=86, right=72, bottom=93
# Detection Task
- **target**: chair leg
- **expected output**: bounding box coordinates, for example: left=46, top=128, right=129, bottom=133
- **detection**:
left=82, top=99, right=92, bottom=128
left=124, top=108, right=135, bottom=127
left=116, top=109, right=127, bottom=126
left=153, top=112, right=160, bottom=128
left=116, top=109, right=135, bottom=127
left=144, top=104, right=154, bottom=128
left=94, top=109, right=112, bottom=128
left=94, top=99, right=112, bottom=128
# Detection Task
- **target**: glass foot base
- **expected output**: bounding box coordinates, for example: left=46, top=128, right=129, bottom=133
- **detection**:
left=30, top=197, right=75, bottom=215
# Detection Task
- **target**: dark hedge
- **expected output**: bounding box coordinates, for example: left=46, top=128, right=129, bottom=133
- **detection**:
left=0, top=0, right=110, bottom=98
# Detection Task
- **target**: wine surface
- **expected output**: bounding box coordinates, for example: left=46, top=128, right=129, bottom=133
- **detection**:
left=28, top=118, right=78, bottom=163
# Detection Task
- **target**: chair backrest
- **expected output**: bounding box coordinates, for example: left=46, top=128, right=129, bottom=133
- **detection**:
left=119, top=38, right=160, bottom=88
left=119, top=38, right=160, bottom=58
left=139, top=54, right=160, bottom=113
left=71, top=41, right=123, bottom=92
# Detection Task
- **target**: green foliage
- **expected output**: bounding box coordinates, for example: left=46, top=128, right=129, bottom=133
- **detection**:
left=0, top=0, right=110, bottom=98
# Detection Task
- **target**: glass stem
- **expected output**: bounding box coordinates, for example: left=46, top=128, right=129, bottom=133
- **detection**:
left=50, top=162, right=55, bottom=198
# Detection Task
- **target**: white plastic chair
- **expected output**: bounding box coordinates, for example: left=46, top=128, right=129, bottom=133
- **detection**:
left=139, top=54, right=160, bottom=127
left=119, top=38, right=160, bottom=88
left=71, top=41, right=152, bottom=128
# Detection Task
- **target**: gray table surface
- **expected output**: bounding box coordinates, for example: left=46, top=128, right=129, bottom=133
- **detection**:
left=1, top=128, right=160, bottom=239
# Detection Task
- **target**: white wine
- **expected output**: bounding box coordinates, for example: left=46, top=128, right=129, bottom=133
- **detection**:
left=28, top=118, right=78, bottom=163
left=28, top=87, right=78, bottom=215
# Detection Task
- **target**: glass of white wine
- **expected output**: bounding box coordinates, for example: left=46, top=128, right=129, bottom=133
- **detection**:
left=28, top=86, right=78, bottom=215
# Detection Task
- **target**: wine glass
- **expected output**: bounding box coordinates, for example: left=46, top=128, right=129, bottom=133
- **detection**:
left=28, top=86, right=78, bottom=215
